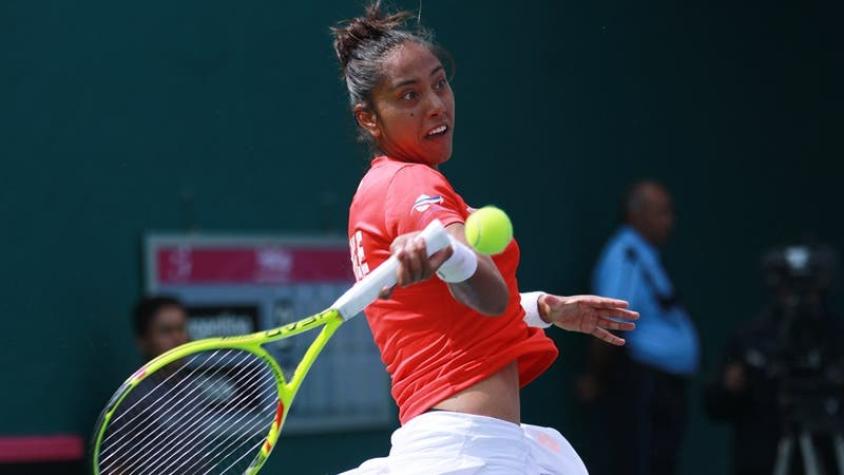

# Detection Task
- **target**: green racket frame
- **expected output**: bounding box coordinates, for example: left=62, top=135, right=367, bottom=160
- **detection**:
left=90, top=219, right=450, bottom=474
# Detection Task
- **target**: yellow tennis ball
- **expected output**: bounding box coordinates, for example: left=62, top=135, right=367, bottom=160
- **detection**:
left=465, top=206, right=513, bottom=255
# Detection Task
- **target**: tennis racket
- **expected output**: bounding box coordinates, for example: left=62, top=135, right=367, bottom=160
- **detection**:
left=91, top=219, right=450, bottom=475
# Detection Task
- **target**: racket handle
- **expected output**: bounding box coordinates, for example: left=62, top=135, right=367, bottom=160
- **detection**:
left=334, top=219, right=451, bottom=320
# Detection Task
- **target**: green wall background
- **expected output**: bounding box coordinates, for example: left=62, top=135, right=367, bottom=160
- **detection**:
left=1, top=1, right=841, bottom=473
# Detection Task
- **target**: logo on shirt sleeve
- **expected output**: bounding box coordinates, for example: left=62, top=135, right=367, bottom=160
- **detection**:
left=412, top=194, right=444, bottom=212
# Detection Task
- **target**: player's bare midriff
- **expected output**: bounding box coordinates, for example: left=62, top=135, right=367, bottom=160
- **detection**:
left=430, top=360, right=521, bottom=424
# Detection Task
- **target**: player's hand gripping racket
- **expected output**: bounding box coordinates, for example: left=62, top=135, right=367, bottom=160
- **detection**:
left=91, top=220, right=451, bottom=475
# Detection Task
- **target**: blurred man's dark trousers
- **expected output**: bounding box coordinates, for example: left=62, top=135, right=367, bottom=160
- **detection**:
left=605, top=354, right=689, bottom=475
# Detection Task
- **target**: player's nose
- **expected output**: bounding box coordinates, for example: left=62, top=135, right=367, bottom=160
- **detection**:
left=426, top=92, right=447, bottom=118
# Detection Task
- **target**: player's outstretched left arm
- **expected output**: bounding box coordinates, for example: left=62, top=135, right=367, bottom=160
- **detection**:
left=538, top=294, right=639, bottom=346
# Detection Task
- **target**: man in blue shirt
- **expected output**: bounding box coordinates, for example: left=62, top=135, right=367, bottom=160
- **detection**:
left=579, top=181, right=699, bottom=475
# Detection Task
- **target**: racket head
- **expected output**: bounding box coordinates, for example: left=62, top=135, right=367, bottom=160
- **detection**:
left=91, top=309, right=342, bottom=475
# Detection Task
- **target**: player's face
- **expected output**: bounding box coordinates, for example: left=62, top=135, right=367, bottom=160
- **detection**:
left=140, top=305, right=189, bottom=359
left=365, top=42, right=454, bottom=167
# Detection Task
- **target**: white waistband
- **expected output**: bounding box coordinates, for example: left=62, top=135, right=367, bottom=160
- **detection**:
left=391, top=411, right=528, bottom=461
left=404, top=410, right=523, bottom=437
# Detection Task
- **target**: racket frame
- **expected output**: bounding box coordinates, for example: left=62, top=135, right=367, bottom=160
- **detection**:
left=91, top=309, right=342, bottom=475
left=91, top=219, right=449, bottom=474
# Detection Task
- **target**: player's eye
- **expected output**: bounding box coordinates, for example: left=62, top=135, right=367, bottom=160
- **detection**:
left=434, top=78, right=448, bottom=90
left=401, top=90, right=418, bottom=101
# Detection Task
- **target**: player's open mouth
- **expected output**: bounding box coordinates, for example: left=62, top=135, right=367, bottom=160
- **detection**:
left=425, top=124, right=449, bottom=138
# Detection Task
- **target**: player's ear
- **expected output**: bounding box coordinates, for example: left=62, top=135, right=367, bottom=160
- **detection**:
left=354, top=104, right=381, bottom=141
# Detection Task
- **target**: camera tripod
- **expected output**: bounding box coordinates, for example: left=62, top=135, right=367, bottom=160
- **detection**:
left=773, top=427, right=844, bottom=475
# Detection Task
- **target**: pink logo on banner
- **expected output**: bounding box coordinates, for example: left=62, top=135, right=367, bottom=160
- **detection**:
left=256, top=248, right=294, bottom=283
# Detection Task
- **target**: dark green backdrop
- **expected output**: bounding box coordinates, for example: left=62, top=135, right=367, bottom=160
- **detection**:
left=1, top=1, right=841, bottom=474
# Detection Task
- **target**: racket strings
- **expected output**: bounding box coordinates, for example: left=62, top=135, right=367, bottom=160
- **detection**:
left=112, top=355, right=269, bottom=474
left=102, top=350, right=276, bottom=474
left=107, top=350, right=207, bottom=429
left=215, top=438, right=268, bottom=475
left=98, top=349, right=279, bottom=475
left=101, top=351, right=273, bottom=474
left=102, top=350, right=224, bottom=451
left=136, top=368, right=276, bottom=475
left=101, top=350, right=249, bottom=467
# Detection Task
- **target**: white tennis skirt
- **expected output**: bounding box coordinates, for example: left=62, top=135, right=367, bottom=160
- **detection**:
left=339, top=411, right=588, bottom=475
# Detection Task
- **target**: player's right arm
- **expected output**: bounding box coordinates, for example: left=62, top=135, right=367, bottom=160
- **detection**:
left=389, top=222, right=508, bottom=315
left=442, top=222, right=508, bottom=315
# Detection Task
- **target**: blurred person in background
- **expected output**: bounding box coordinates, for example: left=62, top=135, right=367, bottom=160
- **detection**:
left=133, top=295, right=189, bottom=361
left=577, top=180, right=700, bottom=475
left=704, top=244, right=843, bottom=475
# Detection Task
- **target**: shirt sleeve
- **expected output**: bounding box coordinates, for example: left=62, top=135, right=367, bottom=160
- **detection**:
left=384, top=164, right=466, bottom=236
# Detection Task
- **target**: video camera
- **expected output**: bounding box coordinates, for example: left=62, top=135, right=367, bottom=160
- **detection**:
left=762, top=244, right=842, bottom=434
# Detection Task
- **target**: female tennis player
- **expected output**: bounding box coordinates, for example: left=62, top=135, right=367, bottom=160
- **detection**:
left=333, top=4, right=638, bottom=474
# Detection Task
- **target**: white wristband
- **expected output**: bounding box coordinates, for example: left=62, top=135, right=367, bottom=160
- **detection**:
left=521, top=291, right=552, bottom=328
left=436, top=235, right=478, bottom=283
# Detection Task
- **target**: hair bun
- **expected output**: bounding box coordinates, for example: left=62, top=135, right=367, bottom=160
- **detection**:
left=332, top=2, right=413, bottom=70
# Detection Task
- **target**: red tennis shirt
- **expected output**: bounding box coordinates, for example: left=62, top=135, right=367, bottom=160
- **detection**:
left=347, top=156, right=558, bottom=424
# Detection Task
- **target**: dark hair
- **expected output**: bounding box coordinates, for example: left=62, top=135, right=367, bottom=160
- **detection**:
left=331, top=1, right=450, bottom=145
left=133, top=296, right=185, bottom=337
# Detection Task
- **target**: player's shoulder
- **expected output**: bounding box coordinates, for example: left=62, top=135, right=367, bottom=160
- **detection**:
left=355, top=158, right=425, bottom=204
left=388, top=158, right=446, bottom=179
left=366, top=156, right=450, bottom=188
